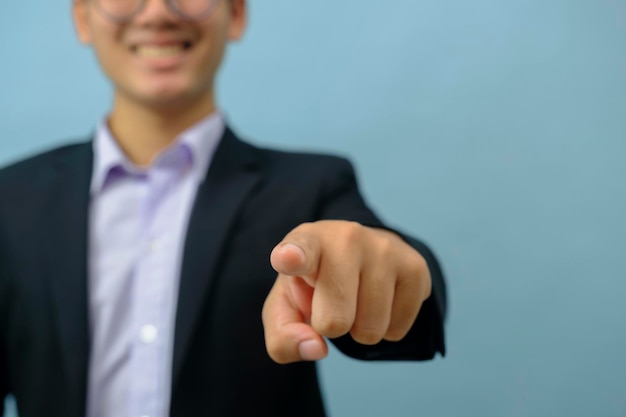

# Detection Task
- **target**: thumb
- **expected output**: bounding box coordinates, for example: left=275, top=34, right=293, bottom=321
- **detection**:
left=262, top=276, right=328, bottom=364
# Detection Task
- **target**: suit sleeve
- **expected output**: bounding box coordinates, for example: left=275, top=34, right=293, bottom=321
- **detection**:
left=0, top=216, right=12, bottom=415
left=0, top=255, right=7, bottom=415
left=317, top=157, right=446, bottom=360
left=0, top=341, right=6, bottom=417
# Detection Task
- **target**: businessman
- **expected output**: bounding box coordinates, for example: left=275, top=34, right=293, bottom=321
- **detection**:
left=0, top=0, right=446, bottom=416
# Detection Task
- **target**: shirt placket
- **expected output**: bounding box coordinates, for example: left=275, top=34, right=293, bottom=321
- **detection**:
left=129, top=168, right=177, bottom=417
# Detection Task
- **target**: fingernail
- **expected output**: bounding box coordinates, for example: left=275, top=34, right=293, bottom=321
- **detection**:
left=298, top=340, right=325, bottom=361
left=282, top=243, right=306, bottom=261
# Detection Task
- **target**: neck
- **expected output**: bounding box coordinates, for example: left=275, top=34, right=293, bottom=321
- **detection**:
left=108, top=92, right=216, bottom=167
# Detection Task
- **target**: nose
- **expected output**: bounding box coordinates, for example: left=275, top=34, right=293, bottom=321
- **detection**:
left=133, top=0, right=179, bottom=24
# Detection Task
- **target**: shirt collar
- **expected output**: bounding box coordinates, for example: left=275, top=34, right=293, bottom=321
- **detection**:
left=90, top=111, right=225, bottom=195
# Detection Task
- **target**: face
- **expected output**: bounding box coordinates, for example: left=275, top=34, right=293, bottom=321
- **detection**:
left=73, top=0, right=246, bottom=110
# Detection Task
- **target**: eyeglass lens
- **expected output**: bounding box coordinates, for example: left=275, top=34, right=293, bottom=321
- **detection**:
left=95, top=0, right=218, bottom=21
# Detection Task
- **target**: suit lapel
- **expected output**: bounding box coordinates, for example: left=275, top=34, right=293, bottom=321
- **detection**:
left=172, top=128, right=263, bottom=383
left=44, top=143, right=93, bottom=416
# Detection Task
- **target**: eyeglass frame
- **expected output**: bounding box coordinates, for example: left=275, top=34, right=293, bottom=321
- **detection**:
left=91, top=0, right=222, bottom=23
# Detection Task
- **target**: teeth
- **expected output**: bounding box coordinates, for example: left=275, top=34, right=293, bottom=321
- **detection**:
left=135, top=45, right=185, bottom=57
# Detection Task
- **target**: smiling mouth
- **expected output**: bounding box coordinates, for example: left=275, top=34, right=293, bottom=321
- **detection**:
left=132, top=42, right=193, bottom=58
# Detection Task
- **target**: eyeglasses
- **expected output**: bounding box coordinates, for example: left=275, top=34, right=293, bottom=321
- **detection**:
left=92, top=0, right=221, bottom=22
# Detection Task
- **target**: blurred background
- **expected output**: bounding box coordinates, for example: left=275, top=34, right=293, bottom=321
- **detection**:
left=2, top=0, right=625, bottom=416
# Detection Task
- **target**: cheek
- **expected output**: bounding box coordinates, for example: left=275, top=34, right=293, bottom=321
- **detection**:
left=94, top=43, right=124, bottom=81
left=91, top=31, right=130, bottom=80
left=87, top=18, right=124, bottom=61
left=198, top=30, right=229, bottom=72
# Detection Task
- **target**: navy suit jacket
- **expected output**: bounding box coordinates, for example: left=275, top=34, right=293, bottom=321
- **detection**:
left=0, top=127, right=445, bottom=417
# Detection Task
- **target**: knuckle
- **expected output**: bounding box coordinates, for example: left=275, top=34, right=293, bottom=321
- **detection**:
left=384, top=326, right=410, bottom=342
left=350, top=325, right=385, bottom=345
left=377, top=234, right=395, bottom=258
left=264, top=327, right=297, bottom=365
left=340, top=221, right=363, bottom=245
left=314, top=315, right=352, bottom=338
left=265, top=341, right=290, bottom=364
left=400, top=254, right=431, bottom=296
left=408, top=251, right=428, bottom=275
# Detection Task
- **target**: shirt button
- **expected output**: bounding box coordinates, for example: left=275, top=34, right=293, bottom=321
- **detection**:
left=139, top=324, right=158, bottom=344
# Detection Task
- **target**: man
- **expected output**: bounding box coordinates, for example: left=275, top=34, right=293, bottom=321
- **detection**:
left=0, top=0, right=446, bottom=416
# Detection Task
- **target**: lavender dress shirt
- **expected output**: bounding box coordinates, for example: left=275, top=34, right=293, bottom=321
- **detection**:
left=85, top=113, right=224, bottom=417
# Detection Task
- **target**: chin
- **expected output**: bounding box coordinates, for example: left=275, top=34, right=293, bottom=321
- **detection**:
left=119, top=80, right=212, bottom=112
left=137, top=88, right=198, bottom=110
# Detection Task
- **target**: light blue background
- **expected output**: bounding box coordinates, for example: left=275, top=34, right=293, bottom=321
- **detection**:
left=2, top=0, right=626, bottom=416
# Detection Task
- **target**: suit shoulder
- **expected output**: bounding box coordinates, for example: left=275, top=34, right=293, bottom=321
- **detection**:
left=255, top=145, right=355, bottom=176
left=0, top=142, right=89, bottom=187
